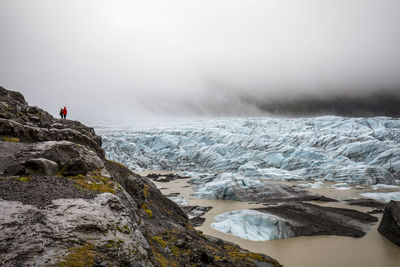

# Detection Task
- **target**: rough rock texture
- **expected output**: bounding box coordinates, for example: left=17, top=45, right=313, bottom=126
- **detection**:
left=23, top=158, right=59, bottom=175
left=256, top=202, right=378, bottom=238
left=378, top=200, right=400, bottom=246
left=345, top=198, right=386, bottom=209
left=0, top=86, right=281, bottom=266
left=0, top=194, right=149, bottom=266
left=0, top=86, right=103, bottom=157
left=0, top=176, right=96, bottom=208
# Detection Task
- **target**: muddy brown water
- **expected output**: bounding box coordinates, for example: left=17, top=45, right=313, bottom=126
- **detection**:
left=141, top=172, right=400, bottom=267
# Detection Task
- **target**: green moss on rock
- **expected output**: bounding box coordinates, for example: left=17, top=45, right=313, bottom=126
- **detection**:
left=1, top=136, right=20, bottom=142
left=57, top=243, right=95, bottom=267
left=69, top=174, right=115, bottom=194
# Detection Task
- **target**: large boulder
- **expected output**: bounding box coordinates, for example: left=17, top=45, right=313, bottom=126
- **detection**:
left=23, top=158, right=59, bottom=176
left=211, top=202, right=379, bottom=241
left=16, top=141, right=105, bottom=176
left=0, top=140, right=28, bottom=175
left=378, top=200, right=400, bottom=246
left=256, top=202, right=378, bottom=238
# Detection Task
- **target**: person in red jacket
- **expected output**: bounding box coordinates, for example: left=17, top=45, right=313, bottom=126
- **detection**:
left=63, top=106, right=67, bottom=119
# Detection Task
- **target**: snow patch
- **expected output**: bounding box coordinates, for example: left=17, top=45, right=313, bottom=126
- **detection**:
left=168, top=196, right=189, bottom=206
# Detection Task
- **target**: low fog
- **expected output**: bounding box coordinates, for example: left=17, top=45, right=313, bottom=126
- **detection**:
left=1, top=0, right=400, bottom=120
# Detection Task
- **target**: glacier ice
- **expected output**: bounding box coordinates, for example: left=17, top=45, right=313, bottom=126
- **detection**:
left=330, top=183, right=351, bottom=190
left=189, top=173, right=330, bottom=202
left=371, top=184, right=400, bottom=190
left=297, top=181, right=324, bottom=189
left=211, top=209, right=292, bottom=241
left=167, top=196, right=189, bottom=206
left=360, top=192, right=400, bottom=203
left=96, top=116, right=400, bottom=200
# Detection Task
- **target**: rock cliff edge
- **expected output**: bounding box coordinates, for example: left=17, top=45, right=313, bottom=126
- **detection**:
left=0, top=86, right=281, bottom=267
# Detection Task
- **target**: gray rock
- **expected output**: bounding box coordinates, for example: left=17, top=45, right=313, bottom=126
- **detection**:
left=0, top=193, right=150, bottom=266
left=190, top=216, right=206, bottom=227
left=17, top=141, right=104, bottom=176
left=345, top=198, right=386, bottom=209
left=0, top=141, right=27, bottom=175
left=23, top=158, right=59, bottom=175
left=256, top=202, right=378, bottom=238
left=378, top=200, right=400, bottom=246
left=4, top=164, right=25, bottom=176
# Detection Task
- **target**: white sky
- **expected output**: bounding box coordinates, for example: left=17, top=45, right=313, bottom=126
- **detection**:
left=1, top=0, right=400, bottom=120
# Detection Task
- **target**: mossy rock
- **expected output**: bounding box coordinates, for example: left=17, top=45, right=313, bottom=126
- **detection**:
left=1, top=136, right=20, bottom=142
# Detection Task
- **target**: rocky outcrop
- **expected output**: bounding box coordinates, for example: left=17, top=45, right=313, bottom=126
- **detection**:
left=0, top=86, right=103, bottom=157
left=378, top=200, right=400, bottom=246
left=256, top=202, right=378, bottom=238
left=0, top=86, right=281, bottom=266
left=0, top=193, right=149, bottom=266
left=344, top=198, right=386, bottom=209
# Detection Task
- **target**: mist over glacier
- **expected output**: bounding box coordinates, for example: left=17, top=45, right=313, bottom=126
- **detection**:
left=1, top=0, right=400, bottom=120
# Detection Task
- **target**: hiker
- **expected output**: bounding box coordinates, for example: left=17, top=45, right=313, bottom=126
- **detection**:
left=59, top=108, right=63, bottom=119
left=63, top=106, right=67, bottom=119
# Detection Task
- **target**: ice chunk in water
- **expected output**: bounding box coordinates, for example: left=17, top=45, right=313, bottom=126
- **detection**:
left=211, top=209, right=292, bottom=241
left=360, top=192, right=400, bottom=203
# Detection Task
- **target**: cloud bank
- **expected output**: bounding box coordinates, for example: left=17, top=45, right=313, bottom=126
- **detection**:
left=1, top=0, right=400, bottom=120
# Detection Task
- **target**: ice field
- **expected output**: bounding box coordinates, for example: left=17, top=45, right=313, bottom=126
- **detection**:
left=98, top=116, right=400, bottom=188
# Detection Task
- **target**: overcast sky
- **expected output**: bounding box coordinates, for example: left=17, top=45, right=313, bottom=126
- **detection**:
left=1, top=0, right=400, bottom=120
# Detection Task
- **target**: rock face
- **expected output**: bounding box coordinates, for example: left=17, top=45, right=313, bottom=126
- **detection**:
left=0, top=86, right=103, bottom=157
left=345, top=198, right=386, bottom=209
left=0, top=86, right=281, bottom=266
left=0, top=193, right=149, bottom=266
left=378, top=200, right=400, bottom=246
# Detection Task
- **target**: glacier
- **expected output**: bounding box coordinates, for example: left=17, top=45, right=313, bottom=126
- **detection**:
left=167, top=196, right=189, bottom=206
left=96, top=116, right=400, bottom=199
left=360, top=192, right=400, bottom=203
left=210, top=210, right=292, bottom=241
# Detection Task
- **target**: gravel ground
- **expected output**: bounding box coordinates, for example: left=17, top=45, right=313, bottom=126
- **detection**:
left=0, top=175, right=96, bottom=208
